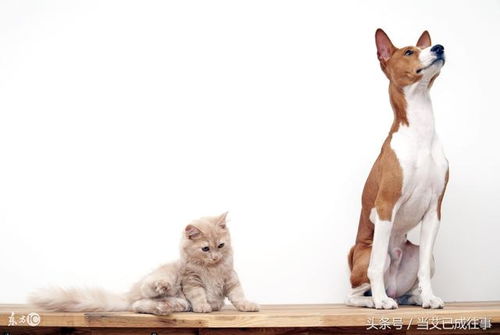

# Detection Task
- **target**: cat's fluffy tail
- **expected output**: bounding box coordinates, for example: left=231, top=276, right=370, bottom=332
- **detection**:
left=29, top=287, right=130, bottom=312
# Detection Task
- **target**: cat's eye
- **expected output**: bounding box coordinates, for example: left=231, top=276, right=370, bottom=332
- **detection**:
left=404, top=49, right=414, bottom=56
left=201, top=246, right=210, bottom=252
left=218, top=243, right=225, bottom=248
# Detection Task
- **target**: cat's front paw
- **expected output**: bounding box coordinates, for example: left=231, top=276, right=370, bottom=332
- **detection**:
left=192, top=302, right=212, bottom=313
left=154, top=302, right=173, bottom=315
left=234, top=301, right=260, bottom=312
left=153, top=279, right=172, bottom=296
left=210, top=301, right=224, bottom=311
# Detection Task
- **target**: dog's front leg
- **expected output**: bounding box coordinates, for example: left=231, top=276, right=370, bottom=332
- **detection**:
left=367, top=209, right=398, bottom=309
left=418, top=202, right=444, bottom=309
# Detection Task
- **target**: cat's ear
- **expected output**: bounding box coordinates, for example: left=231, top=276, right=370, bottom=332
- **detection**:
left=215, top=211, right=228, bottom=229
left=185, top=224, right=202, bottom=239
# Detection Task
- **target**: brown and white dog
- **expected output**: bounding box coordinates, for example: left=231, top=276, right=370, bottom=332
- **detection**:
left=346, top=29, right=448, bottom=309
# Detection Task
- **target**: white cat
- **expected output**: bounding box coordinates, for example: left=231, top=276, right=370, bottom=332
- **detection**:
left=30, top=212, right=259, bottom=315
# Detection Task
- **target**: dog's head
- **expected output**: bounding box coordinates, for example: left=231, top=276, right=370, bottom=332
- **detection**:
left=375, top=29, right=445, bottom=87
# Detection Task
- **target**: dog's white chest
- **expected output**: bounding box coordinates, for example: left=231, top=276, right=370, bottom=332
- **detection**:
left=390, top=89, right=448, bottom=233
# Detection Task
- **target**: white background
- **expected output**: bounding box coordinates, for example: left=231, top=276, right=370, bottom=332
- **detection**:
left=1, top=0, right=499, bottom=304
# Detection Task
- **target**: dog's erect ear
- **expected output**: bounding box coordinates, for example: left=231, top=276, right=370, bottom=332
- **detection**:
left=416, top=31, right=432, bottom=49
left=215, top=211, right=228, bottom=229
left=185, top=224, right=202, bottom=239
left=375, top=29, right=396, bottom=63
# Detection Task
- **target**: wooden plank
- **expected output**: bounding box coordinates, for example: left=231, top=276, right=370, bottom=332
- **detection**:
left=200, top=327, right=500, bottom=335
left=0, top=329, right=198, bottom=335
left=1, top=327, right=499, bottom=335
left=87, top=328, right=197, bottom=335
left=0, top=302, right=499, bottom=328
left=199, top=328, right=405, bottom=335
left=0, top=327, right=65, bottom=335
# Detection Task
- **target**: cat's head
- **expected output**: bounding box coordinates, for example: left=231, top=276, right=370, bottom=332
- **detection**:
left=181, top=212, right=232, bottom=266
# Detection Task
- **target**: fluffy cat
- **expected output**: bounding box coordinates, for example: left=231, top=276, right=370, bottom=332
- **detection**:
left=30, top=212, right=259, bottom=315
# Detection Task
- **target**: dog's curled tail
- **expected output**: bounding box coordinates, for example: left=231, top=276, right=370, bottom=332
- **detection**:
left=29, top=287, right=130, bottom=312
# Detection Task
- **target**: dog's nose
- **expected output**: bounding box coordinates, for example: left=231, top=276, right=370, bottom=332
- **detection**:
left=431, top=44, right=444, bottom=55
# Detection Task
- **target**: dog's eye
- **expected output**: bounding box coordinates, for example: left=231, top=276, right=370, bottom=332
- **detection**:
left=404, top=49, right=414, bottom=56
left=202, top=246, right=210, bottom=252
left=218, top=243, right=225, bottom=248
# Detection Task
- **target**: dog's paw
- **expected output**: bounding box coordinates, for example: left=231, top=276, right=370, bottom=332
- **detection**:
left=153, top=280, right=172, bottom=296
left=421, top=294, right=444, bottom=309
left=192, top=302, right=212, bottom=313
left=373, top=296, right=398, bottom=309
left=345, top=295, right=375, bottom=308
left=235, top=301, right=260, bottom=312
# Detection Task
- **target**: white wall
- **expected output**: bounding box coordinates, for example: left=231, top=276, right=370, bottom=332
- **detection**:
left=1, top=0, right=499, bottom=304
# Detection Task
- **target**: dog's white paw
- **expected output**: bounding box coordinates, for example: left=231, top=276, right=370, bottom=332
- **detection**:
left=373, top=296, right=398, bottom=309
left=345, top=296, right=375, bottom=308
left=421, top=294, right=444, bottom=309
